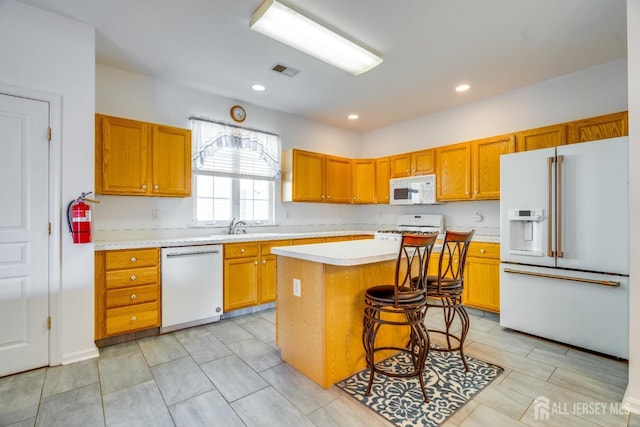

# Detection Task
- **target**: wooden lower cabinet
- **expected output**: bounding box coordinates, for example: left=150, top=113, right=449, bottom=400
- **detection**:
left=463, top=242, right=500, bottom=313
left=95, top=248, right=161, bottom=340
left=223, top=240, right=293, bottom=311
left=426, top=241, right=500, bottom=313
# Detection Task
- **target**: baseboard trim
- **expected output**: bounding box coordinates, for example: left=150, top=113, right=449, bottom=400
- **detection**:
left=623, top=388, right=640, bottom=415
left=60, top=346, right=100, bottom=365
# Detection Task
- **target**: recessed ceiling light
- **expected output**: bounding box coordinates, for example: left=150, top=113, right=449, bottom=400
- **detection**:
left=252, top=84, right=266, bottom=91
left=456, top=84, right=470, bottom=92
left=348, top=114, right=359, bottom=120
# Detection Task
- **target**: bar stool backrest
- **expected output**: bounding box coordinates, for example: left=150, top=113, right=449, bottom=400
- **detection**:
left=393, top=233, right=439, bottom=305
left=432, top=230, right=475, bottom=294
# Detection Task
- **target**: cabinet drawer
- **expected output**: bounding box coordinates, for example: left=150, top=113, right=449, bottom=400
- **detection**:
left=468, top=243, right=500, bottom=259
left=261, top=240, right=291, bottom=255
left=225, top=242, right=259, bottom=259
left=106, top=284, right=159, bottom=309
left=106, top=266, right=159, bottom=289
left=105, top=248, right=159, bottom=270
left=105, top=302, right=159, bottom=336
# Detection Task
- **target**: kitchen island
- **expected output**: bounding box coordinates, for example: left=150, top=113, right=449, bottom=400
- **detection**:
left=272, top=239, right=409, bottom=388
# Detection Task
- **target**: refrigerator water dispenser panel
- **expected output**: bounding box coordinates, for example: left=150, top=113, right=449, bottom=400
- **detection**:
left=508, top=208, right=544, bottom=256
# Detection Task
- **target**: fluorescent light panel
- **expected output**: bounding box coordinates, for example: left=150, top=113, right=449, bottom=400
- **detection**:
left=250, top=0, right=382, bottom=75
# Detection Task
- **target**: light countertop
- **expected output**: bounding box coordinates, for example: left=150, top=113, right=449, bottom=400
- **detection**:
left=93, top=229, right=374, bottom=251
left=272, top=239, right=401, bottom=266
left=94, top=229, right=499, bottom=251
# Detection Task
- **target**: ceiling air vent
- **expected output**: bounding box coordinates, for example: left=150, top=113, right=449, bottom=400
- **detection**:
left=271, top=64, right=300, bottom=77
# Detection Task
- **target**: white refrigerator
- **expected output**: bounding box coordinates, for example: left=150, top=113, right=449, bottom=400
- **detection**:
left=499, top=136, right=629, bottom=358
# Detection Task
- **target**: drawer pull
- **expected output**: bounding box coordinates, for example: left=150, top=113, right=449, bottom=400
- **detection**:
left=131, top=316, right=137, bottom=321
left=130, top=294, right=137, bottom=300
left=480, top=249, right=486, bottom=253
left=131, top=257, right=137, bottom=263
left=131, top=275, right=137, bottom=281
left=240, top=248, right=245, bottom=253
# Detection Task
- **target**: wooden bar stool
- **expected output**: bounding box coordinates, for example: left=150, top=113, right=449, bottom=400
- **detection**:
left=425, top=230, right=475, bottom=371
left=362, top=232, right=438, bottom=402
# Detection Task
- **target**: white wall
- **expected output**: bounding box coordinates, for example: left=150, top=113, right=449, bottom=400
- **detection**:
left=359, top=59, right=628, bottom=232
left=362, top=59, right=628, bottom=157
left=95, top=65, right=364, bottom=233
left=96, top=60, right=628, bottom=236
left=0, top=1, right=96, bottom=363
left=625, top=0, right=639, bottom=414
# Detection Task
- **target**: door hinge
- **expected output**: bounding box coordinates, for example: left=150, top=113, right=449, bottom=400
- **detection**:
left=47, top=127, right=52, bottom=141
left=48, top=222, right=51, bottom=235
left=47, top=317, right=51, bottom=330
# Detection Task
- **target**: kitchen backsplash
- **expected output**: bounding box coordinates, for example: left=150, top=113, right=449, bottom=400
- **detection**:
left=92, top=194, right=499, bottom=239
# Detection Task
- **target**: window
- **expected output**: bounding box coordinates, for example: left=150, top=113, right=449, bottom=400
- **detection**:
left=191, top=118, right=280, bottom=225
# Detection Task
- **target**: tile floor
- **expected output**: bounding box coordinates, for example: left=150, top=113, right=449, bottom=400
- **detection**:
left=0, top=308, right=637, bottom=427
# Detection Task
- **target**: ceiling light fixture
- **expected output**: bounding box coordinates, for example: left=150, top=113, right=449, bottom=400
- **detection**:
left=250, top=0, right=383, bottom=76
left=348, top=114, right=359, bottom=120
left=456, top=84, right=471, bottom=92
left=252, top=84, right=266, bottom=91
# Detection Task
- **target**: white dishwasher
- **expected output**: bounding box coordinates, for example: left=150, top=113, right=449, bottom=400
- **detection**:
left=161, top=245, right=223, bottom=333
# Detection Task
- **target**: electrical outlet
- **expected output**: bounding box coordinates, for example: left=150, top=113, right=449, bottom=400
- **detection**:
left=293, top=278, right=301, bottom=297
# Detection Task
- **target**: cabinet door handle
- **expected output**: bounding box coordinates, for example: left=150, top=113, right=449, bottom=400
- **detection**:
left=154, top=184, right=159, bottom=190
left=262, top=259, right=266, bottom=264
left=142, top=184, right=147, bottom=190
left=130, top=275, right=137, bottom=281
left=254, top=260, right=258, bottom=265
left=326, top=195, right=330, bottom=199
left=131, top=316, right=137, bottom=321
left=130, top=294, right=137, bottom=300
left=130, top=257, right=137, bottom=263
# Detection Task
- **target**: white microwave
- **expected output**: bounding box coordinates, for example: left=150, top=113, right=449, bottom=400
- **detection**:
left=389, top=175, right=438, bottom=205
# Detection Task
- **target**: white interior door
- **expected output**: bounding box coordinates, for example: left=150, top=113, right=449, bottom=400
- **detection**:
left=0, top=93, right=50, bottom=377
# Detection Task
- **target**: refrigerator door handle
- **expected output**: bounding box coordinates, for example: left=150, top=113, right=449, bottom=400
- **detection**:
left=503, top=267, right=620, bottom=287
left=547, top=157, right=555, bottom=257
left=556, top=155, right=564, bottom=257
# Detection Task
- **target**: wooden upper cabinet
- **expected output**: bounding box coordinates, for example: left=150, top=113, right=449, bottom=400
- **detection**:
left=351, top=159, right=376, bottom=204
left=389, top=153, right=411, bottom=178
left=95, top=114, right=191, bottom=197
left=283, top=149, right=325, bottom=202
left=472, top=134, right=516, bottom=200
left=411, top=149, right=435, bottom=175
left=375, top=157, right=390, bottom=204
left=281, top=149, right=352, bottom=203
left=151, top=125, right=191, bottom=197
left=515, top=124, right=566, bottom=152
left=436, top=142, right=472, bottom=201
left=390, top=150, right=435, bottom=178
left=567, top=111, right=628, bottom=144
left=96, top=115, right=149, bottom=195
left=325, top=155, right=351, bottom=203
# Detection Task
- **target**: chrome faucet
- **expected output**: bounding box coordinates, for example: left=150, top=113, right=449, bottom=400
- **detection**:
left=227, top=217, right=237, bottom=234
left=228, top=217, right=247, bottom=234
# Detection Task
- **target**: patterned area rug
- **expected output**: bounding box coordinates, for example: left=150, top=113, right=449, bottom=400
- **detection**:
left=336, top=350, right=503, bottom=427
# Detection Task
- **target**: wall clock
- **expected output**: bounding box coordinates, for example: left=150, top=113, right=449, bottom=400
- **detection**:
left=230, top=105, right=246, bottom=123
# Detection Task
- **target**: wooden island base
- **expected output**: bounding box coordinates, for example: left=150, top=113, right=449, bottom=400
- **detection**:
left=276, top=256, right=409, bottom=388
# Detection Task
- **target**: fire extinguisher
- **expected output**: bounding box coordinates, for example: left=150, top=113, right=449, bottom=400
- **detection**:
left=67, top=192, right=99, bottom=244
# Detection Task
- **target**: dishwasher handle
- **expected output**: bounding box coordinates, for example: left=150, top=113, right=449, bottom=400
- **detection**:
left=165, top=249, right=220, bottom=258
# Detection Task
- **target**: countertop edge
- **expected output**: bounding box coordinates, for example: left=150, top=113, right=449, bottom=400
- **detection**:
left=94, top=230, right=500, bottom=251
